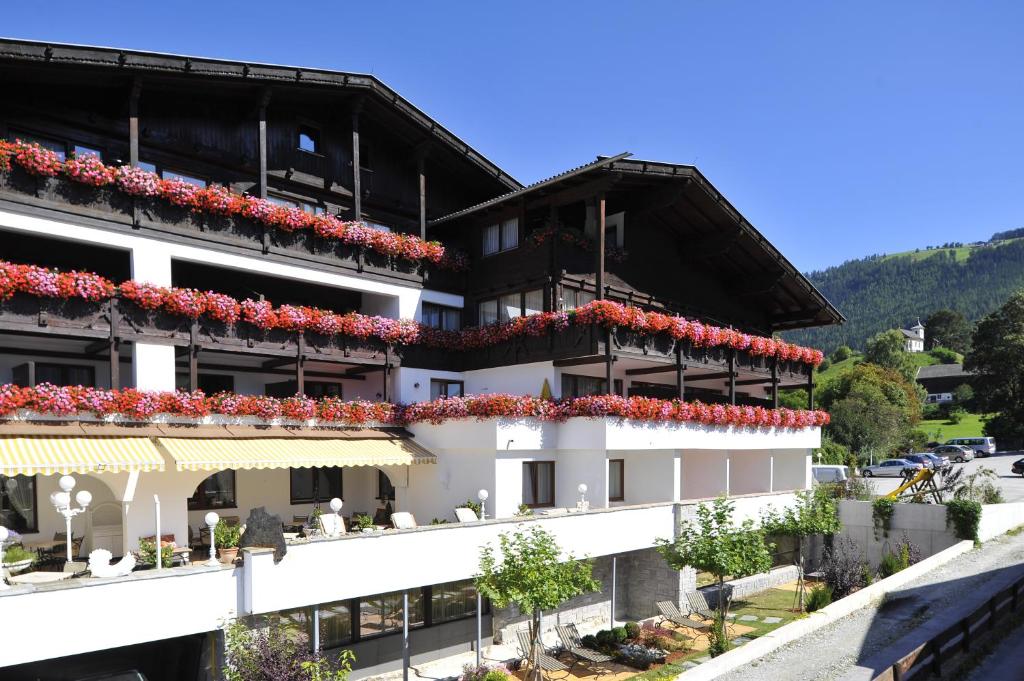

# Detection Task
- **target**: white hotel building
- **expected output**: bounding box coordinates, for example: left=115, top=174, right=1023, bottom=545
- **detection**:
left=0, top=39, right=842, bottom=680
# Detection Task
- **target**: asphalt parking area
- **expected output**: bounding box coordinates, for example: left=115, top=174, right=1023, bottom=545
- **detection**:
left=866, top=451, right=1024, bottom=502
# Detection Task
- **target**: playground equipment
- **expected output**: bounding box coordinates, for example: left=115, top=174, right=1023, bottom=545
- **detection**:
left=885, top=467, right=943, bottom=503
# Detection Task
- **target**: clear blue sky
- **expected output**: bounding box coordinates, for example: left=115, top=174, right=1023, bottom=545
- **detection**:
left=5, top=1, right=1023, bottom=272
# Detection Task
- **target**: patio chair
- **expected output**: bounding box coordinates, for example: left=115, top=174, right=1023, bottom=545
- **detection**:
left=685, top=590, right=717, bottom=622
left=556, top=623, right=613, bottom=666
left=516, top=629, right=568, bottom=675
left=390, top=512, right=417, bottom=530
left=318, top=513, right=346, bottom=537
left=656, top=600, right=710, bottom=634
left=454, top=507, right=479, bottom=522
left=53, top=532, right=84, bottom=561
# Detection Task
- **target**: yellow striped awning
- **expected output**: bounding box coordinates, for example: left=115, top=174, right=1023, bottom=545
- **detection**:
left=0, top=436, right=166, bottom=476
left=157, top=436, right=437, bottom=472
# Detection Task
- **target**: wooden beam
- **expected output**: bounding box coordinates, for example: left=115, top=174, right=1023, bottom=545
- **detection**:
left=735, top=377, right=775, bottom=386
left=109, top=298, right=120, bottom=390
left=683, top=229, right=743, bottom=261
left=553, top=355, right=615, bottom=368
left=84, top=340, right=109, bottom=355
left=808, top=368, right=815, bottom=410
left=344, top=363, right=385, bottom=376
left=351, top=98, right=364, bottom=221
left=771, top=359, right=779, bottom=408
left=189, top=319, right=199, bottom=392
left=296, top=331, right=306, bottom=396
left=262, top=357, right=295, bottom=370
left=257, top=88, right=271, bottom=199
left=728, top=351, right=737, bottom=405
left=596, top=193, right=606, bottom=300
left=523, top=174, right=622, bottom=212
left=676, top=349, right=685, bottom=400
left=685, top=371, right=738, bottom=382
left=128, top=78, right=142, bottom=167
left=625, top=364, right=680, bottom=377
left=416, top=153, right=427, bottom=240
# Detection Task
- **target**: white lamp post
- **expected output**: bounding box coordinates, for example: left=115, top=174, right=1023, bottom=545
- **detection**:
left=51, top=475, right=91, bottom=565
left=577, top=483, right=589, bottom=512
left=0, top=525, right=9, bottom=591
left=329, top=497, right=344, bottom=536
left=477, top=489, right=489, bottom=520
left=204, top=511, right=220, bottom=567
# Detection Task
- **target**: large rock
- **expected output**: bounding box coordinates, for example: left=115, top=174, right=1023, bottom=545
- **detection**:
left=239, top=506, right=287, bottom=563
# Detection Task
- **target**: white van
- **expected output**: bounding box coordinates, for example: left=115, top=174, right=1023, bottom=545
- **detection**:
left=812, top=465, right=850, bottom=485
left=946, top=437, right=997, bottom=457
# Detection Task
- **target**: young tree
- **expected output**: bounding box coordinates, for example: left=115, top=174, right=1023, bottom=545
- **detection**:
left=656, top=497, right=773, bottom=657
left=476, top=526, right=599, bottom=681
left=761, top=489, right=841, bottom=611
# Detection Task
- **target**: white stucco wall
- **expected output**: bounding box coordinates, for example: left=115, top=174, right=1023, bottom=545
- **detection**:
left=613, top=450, right=680, bottom=506
left=729, top=450, right=773, bottom=496
left=464, top=361, right=557, bottom=397
left=681, top=450, right=729, bottom=499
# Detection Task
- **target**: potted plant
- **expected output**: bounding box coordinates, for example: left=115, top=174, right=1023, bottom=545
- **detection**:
left=215, top=520, right=242, bottom=563
left=2, top=543, right=35, bottom=575
left=354, top=514, right=376, bottom=534
left=137, top=538, right=173, bottom=569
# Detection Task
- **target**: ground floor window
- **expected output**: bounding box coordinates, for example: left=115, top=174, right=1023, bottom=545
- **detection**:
left=0, top=474, right=37, bottom=533
left=608, top=459, right=625, bottom=502
left=187, top=470, right=236, bottom=511
left=378, top=470, right=396, bottom=501
left=430, top=379, right=464, bottom=399
left=290, top=466, right=343, bottom=505
left=522, top=461, right=555, bottom=508
left=358, top=590, right=425, bottom=639
left=431, top=578, right=480, bottom=624
left=561, top=373, right=623, bottom=398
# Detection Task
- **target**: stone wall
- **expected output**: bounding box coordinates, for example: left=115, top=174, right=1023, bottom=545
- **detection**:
left=701, top=565, right=799, bottom=608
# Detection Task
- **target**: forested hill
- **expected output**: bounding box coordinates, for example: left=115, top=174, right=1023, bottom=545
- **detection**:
left=784, top=236, right=1024, bottom=352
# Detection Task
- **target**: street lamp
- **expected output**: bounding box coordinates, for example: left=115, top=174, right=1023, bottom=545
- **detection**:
left=477, top=489, right=489, bottom=520
left=51, top=475, right=91, bottom=565
left=577, top=483, right=589, bottom=512
left=204, top=511, right=220, bottom=567
left=329, top=497, right=344, bottom=536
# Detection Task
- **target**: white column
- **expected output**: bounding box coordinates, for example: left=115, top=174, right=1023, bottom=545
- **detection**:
left=769, top=453, right=775, bottom=493
left=130, top=241, right=173, bottom=285
left=672, top=451, right=682, bottom=502
left=724, top=453, right=731, bottom=497
left=130, top=243, right=176, bottom=391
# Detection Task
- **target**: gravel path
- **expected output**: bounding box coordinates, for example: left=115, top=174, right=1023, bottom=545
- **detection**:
left=716, top=530, right=1024, bottom=681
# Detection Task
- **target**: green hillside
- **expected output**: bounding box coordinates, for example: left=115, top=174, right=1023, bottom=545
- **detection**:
left=786, top=235, right=1024, bottom=352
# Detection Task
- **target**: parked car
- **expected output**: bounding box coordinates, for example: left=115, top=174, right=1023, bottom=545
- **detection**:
left=1012, top=458, right=1024, bottom=477
left=903, top=454, right=935, bottom=469
left=933, top=444, right=974, bottom=463
left=922, top=452, right=950, bottom=469
left=862, top=459, right=924, bottom=477
left=812, top=465, right=851, bottom=485
left=946, top=437, right=997, bottom=457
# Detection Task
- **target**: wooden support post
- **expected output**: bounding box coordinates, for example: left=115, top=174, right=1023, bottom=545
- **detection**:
left=771, top=359, right=779, bottom=408
left=189, top=319, right=199, bottom=392
left=417, top=155, right=427, bottom=240
left=109, top=298, right=120, bottom=390
left=257, top=89, right=271, bottom=199
left=128, top=79, right=142, bottom=167
left=605, top=338, right=614, bottom=395
left=728, top=351, right=737, bottom=405
left=808, top=368, right=815, bottom=410
left=382, top=345, right=391, bottom=402
left=676, top=348, right=685, bottom=401
left=296, top=331, right=306, bottom=396
left=595, top=194, right=606, bottom=301
left=351, top=101, right=363, bottom=221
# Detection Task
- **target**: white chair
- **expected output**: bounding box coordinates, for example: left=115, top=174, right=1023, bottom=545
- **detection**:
left=390, top=512, right=417, bottom=530
left=319, top=513, right=346, bottom=537
left=454, top=507, right=479, bottom=523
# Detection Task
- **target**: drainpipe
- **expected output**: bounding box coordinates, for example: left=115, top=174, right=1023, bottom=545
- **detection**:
left=154, top=494, right=162, bottom=572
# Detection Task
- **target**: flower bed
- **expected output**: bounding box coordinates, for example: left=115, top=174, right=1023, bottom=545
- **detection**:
left=0, top=259, right=825, bottom=366
left=0, top=140, right=466, bottom=271
left=0, top=385, right=829, bottom=429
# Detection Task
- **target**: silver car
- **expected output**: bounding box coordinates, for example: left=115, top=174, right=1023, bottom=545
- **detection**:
left=932, top=444, right=974, bottom=463
left=862, top=458, right=924, bottom=477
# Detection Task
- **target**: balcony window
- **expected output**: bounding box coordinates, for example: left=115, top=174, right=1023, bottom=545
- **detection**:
left=524, top=289, right=544, bottom=316
left=562, top=287, right=596, bottom=311
left=422, top=303, right=462, bottom=331
left=298, top=126, right=320, bottom=154
left=1, top=474, right=38, bottom=533
left=478, top=299, right=499, bottom=326
left=499, top=293, right=521, bottom=321
left=35, top=363, right=95, bottom=388
left=431, top=579, right=484, bottom=624
left=561, top=373, right=623, bottom=398
left=290, top=467, right=343, bottom=505
left=12, top=132, right=66, bottom=160
left=162, top=169, right=207, bottom=188
left=482, top=218, right=519, bottom=256
left=609, top=459, right=625, bottom=502
left=358, top=590, right=424, bottom=639
left=319, top=600, right=353, bottom=647
left=187, top=470, right=237, bottom=511
left=430, top=379, right=464, bottom=400
left=72, top=144, right=102, bottom=160
left=366, top=221, right=392, bottom=232
left=522, top=461, right=555, bottom=508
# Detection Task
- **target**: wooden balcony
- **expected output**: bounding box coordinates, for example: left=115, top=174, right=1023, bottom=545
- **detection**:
left=0, top=165, right=426, bottom=285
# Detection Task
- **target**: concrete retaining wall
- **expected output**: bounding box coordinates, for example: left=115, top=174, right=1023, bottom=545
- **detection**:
left=702, top=565, right=800, bottom=608
left=831, top=500, right=961, bottom=568
left=979, top=501, right=1024, bottom=541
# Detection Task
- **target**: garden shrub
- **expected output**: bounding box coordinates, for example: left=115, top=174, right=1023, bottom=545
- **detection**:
left=832, top=345, right=853, bottom=362
left=461, top=664, right=511, bottom=681
left=595, top=630, right=615, bottom=647
left=624, top=621, right=641, bottom=640
left=1, top=544, right=36, bottom=565
left=946, top=498, right=982, bottom=542
left=820, top=535, right=867, bottom=598
left=138, top=538, right=173, bottom=568
left=805, top=584, right=833, bottom=612
left=878, top=551, right=905, bottom=579
left=707, top=612, right=730, bottom=657
left=581, top=634, right=598, bottom=650
left=223, top=620, right=353, bottom=681
left=878, top=533, right=921, bottom=578
left=930, top=346, right=959, bottom=364
left=611, top=626, right=628, bottom=644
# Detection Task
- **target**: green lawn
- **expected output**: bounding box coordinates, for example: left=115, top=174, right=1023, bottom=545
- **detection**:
left=630, top=588, right=806, bottom=680
left=919, top=412, right=990, bottom=441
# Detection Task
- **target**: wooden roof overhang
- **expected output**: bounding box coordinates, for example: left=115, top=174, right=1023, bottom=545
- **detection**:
left=0, top=38, right=520, bottom=197
left=431, top=155, right=844, bottom=333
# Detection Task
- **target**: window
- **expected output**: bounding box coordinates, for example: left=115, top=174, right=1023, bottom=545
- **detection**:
left=431, top=579, right=483, bottom=624
left=562, top=287, right=596, bottom=311
left=478, top=299, right=499, bottom=326
left=499, top=292, right=521, bottom=321
left=188, top=470, right=236, bottom=510
left=139, top=160, right=208, bottom=187
left=72, top=144, right=102, bottom=160
left=298, top=125, right=320, bottom=153
left=561, top=374, right=623, bottom=398
left=479, top=288, right=546, bottom=324
left=366, top=221, right=392, bottom=232
left=13, top=132, right=66, bottom=160
left=1, top=474, right=38, bottom=533
left=524, top=289, right=544, bottom=316
left=482, top=217, right=519, bottom=255
left=422, top=303, right=462, bottom=331
left=319, top=600, right=353, bottom=647
left=378, top=470, right=396, bottom=501
left=609, top=459, right=624, bottom=502
left=358, top=590, right=424, bottom=639
left=290, top=467, right=343, bottom=504
left=176, top=373, right=234, bottom=394
left=267, top=192, right=326, bottom=215
left=430, top=379, right=464, bottom=400
left=522, top=461, right=555, bottom=508
left=35, top=363, right=95, bottom=388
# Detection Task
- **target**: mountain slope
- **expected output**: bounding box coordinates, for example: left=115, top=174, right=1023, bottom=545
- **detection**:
left=785, top=237, right=1024, bottom=352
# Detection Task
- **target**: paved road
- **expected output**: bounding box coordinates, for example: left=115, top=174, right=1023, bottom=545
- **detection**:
left=962, top=617, right=1024, bottom=680
left=865, top=451, right=1024, bottom=502
left=716, top=525, right=1024, bottom=681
